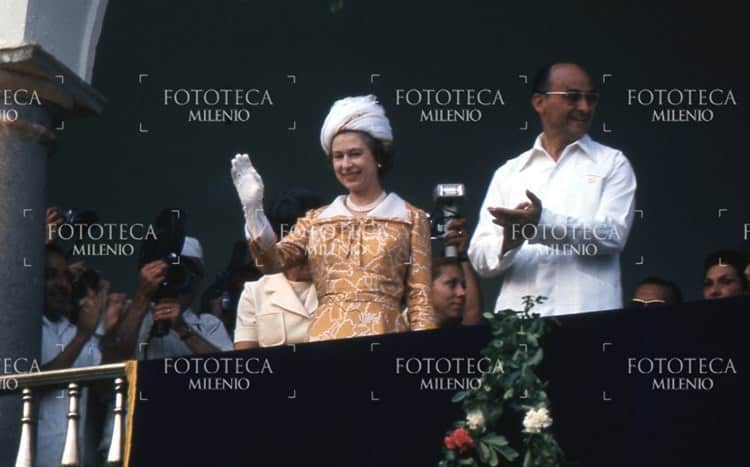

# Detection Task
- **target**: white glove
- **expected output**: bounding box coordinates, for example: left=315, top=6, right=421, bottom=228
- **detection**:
left=231, top=153, right=264, bottom=210
left=230, top=154, right=274, bottom=247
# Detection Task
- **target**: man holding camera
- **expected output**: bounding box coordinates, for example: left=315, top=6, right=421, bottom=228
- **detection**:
left=37, top=243, right=120, bottom=466
left=116, top=236, right=232, bottom=360
left=468, top=62, right=637, bottom=316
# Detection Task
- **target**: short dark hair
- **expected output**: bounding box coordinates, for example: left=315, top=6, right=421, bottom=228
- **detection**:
left=268, top=188, right=325, bottom=239
left=636, top=276, right=683, bottom=304
left=327, top=130, right=395, bottom=178
left=703, top=250, right=749, bottom=290
left=431, top=256, right=461, bottom=281
left=530, top=61, right=592, bottom=96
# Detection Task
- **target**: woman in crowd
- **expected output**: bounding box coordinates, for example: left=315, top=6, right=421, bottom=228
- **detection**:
left=430, top=218, right=482, bottom=327
left=234, top=189, right=324, bottom=349
left=703, top=250, right=748, bottom=300
left=230, top=95, right=437, bottom=341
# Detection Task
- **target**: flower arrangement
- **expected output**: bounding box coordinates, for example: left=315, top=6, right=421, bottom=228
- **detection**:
left=439, top=296, right=564, bottom=467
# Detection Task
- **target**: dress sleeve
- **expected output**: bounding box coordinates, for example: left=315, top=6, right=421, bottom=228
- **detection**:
left=234, top=281, right=259, bottom=344
left=405, top=208, right=438, bottom=331
left=247, top=208, right=317, bottom=273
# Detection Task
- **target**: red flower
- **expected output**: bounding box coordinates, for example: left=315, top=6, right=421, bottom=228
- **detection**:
left=444, top=427, right=475, bottom=454
left=444, top=434, right=457, bottom=450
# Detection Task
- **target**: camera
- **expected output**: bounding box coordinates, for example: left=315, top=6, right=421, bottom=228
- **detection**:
left=157, top=252, right=196, bottom=298
left=139, top=208, right=188, bottom=337
left=430, top=183, right=465, bottom=258
left=67, top=267, right=101, bottom=325
left=56, top=208, right=101, bottom=314
left=61, top=208, right=98, bottom=226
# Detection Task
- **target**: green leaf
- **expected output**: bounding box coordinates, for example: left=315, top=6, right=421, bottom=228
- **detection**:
left=526, top=333, right=539, bottom=347
left=527, top=349, right=543, bottom=366
left=439, top=296, right=560, bottom=467
left=482, top=312, right=495, bottom=320
left=498, top=446, right=519, bottom=461
left=478, top=441, right=491, bottom=463
left=488, top=446, right=499, bottom=467
left=507, top=366, right=521, bottom=378
left=523, top=448, right=532, bottom=467
left=452, top=391, right=468, bottom=403
left=483, top=435, right=509, bottom=447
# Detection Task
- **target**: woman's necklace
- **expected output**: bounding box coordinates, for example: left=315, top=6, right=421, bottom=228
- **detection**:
left=346, top=191, right=387, bottom=212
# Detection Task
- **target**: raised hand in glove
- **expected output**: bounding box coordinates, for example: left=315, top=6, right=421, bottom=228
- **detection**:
left=230, top=153, right=275, bottom=247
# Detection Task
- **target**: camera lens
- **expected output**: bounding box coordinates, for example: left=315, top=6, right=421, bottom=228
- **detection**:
left=166, top=264, right=190, bottom=290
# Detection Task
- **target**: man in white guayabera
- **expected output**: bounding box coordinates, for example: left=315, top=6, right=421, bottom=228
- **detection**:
left=468, top=62, right=637, bottom=316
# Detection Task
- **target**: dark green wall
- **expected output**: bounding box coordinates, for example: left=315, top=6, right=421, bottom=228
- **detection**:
left=49, top=0, right=749, bottom=306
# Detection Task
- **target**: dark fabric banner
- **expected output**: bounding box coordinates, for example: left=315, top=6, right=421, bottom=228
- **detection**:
left=130, top=296, right=749, bottom=466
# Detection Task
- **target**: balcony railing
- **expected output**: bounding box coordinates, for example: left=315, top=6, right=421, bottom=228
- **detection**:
left=0, top=361, right=137, bottom=467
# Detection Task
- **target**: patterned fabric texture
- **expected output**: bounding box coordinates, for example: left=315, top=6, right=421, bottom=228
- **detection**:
left=267, top=193, right=437, bottom=341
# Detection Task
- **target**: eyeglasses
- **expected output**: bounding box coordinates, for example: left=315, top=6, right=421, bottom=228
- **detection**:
left=630, top=298, right=667, bottom=307
left=543, top=90, right=600, bottom=105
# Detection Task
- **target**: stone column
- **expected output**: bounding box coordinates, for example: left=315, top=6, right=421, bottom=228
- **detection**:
left=0, top=44, right=104, bottom=466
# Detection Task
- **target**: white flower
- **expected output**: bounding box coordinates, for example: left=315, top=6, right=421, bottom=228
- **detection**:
left=522, top=407, right=552, bottom=433
left=466, top=410, right=486, bottom=432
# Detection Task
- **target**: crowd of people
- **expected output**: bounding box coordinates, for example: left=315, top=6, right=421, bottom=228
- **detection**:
left=629, top=250, right=749, bottom=307
left=35, top=61, right=748, bottom=465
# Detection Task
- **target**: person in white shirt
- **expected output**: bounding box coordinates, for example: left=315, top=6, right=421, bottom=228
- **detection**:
left=115, top=236, right=233, bottom=360
left=37, top=244, right=107, bottom=467
left=468, top=62, right=637, bottom=316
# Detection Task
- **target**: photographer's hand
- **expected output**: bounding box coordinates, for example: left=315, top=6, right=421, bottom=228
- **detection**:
left=154, top=299, right=223, bottom=354
left=113, top=260, right=167, bottom=359
left=45, top=207, right=63, bottom=244
left=78, top=280, right=109, bottom=338
left=445, top=218, right=483, bottom=325
left=137, top=260, right=167, bottom=299
left=104, top=293, right=128, bottom=335
left=445, top=218, right=469, bottom=256
left=100, top=292, right=129, bottom=362
left=152, top=299, right=181, bottom=325
left=41, top=281, right=108, bottom=371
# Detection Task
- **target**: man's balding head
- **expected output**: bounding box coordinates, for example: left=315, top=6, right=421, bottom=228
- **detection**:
left=531, top=62, right=598, bottom=146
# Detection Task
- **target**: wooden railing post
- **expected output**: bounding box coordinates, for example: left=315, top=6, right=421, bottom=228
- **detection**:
left=106, top=377, right=125, bottom=466
left=60, top=382, right=81, bottom=467
left=0, top=363, right=133, bottom=467
left=14, top=388, right=34, bottom=467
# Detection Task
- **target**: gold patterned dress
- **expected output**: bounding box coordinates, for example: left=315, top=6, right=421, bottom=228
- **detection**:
left=262, top=193, right=437, bottom=341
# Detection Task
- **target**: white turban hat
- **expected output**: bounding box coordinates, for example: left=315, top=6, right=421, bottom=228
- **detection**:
left=320, top=95, right=393, bottom=156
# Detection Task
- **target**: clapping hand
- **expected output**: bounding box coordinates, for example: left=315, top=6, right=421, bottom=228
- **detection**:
left=488, top=190, right=542, bottom=253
